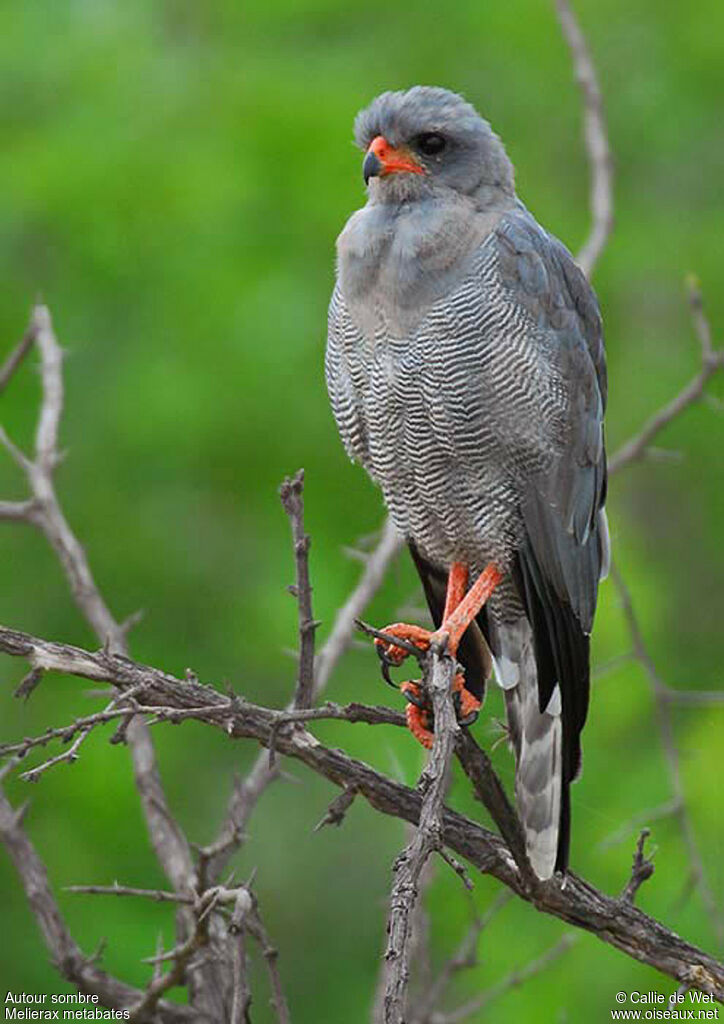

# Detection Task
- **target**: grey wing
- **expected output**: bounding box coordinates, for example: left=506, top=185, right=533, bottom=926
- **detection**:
left=496, top=211, right=607, bottom=627
left=494, top=209, right=608, bottom=870
left=325, top=282, right=371, bottom=469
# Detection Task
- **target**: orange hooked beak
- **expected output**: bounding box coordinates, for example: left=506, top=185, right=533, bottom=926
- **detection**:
left=362, top=135, right=424, bottom=184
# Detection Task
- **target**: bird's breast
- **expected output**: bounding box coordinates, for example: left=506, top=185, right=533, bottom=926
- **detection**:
left=337, top=198, right=502, bottom=338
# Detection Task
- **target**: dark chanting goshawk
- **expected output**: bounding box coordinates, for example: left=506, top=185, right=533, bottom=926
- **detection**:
left=325, top=87, right=609, bottom=879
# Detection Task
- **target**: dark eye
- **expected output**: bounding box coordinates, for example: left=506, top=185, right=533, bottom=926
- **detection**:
left=416, top=132, right=447, bottom=157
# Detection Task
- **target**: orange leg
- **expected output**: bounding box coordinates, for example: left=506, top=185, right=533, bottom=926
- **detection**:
left=432, top=563, right=503, bottom=657
left=376, top=561, right=501, bottom=748
left=443, top=561, right=469, bottom=620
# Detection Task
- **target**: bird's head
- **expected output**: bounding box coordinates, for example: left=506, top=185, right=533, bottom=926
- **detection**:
left=354, top=86, right=515, bottom=206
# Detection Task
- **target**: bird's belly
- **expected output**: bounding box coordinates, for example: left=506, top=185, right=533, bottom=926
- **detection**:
left=361, top=342, right=528, bottom=574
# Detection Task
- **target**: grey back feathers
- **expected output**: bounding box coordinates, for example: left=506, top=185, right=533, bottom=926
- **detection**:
left=326, top=86, right=608, bottom=879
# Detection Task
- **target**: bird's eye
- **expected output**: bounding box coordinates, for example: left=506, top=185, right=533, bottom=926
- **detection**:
left=416, top=132, right=447, bottom=157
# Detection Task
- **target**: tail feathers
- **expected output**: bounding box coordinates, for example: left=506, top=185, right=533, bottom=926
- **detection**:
left=493, top=619, right=564, bottom=880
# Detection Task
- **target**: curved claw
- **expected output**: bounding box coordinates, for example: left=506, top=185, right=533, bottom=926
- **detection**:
left=376, top=644, right=399, bottom=689
left=454, top=694, right=480, bottom=727
left=400, top=680, right=427, bottom=709
left=452, top=676, right=482, bottom=727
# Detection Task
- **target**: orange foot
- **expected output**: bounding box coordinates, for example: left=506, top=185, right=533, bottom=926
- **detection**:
left=373, top=562, right=501, bottom=750
left=400, top=677, right=482, bottom=749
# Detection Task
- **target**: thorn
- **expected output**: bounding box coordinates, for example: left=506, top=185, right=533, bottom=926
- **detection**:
left=14, top=667, right=43, bottom=701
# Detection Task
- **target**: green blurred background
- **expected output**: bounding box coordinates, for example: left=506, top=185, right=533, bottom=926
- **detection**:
left=1, top=0, right=722, bottom=1019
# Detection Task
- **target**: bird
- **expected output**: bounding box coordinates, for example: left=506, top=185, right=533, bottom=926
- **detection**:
left=325, top=86, right=608, bottom=880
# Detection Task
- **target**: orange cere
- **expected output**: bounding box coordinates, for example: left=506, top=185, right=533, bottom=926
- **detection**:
left=367, top=135, right=424, bottom=176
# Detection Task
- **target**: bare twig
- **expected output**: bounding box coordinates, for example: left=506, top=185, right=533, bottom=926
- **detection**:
left=437, top=849, right=474, bottom=892
left=381, top=653, right=460, bottom=1024
left=314, top=784, right=358, bottom=831
left=621, top=829, right=655, bottom=905
left=128, top=919, right=207, bottom=1023
left=661, top=689, right=724, bottom=706
left=66, top=883, right=195, bottom=905
left=14, top=665, right=44, bottom=700
left=0, top=499, right=37, bottom=521
left=0, top=623, right=723, bottom=997
left=280, top=469, right=318, bottom=709
left=0, top=305, right=226, bottom=1018
left=429, top=934, right=578, bottom=1024
left=314, top=517, right=402, bottom=696
left=19, top=726, right=96, bottom=782
left=202, top=517, right=403, bottom=882
left=0, top=786, right=195, bottom=1023
left=610, top=563, right=723, bottom=946
left=688, top=274, right=715, bottom=361
left=246, top=904, right=291, bottom=1024
left=268, top=701, right=406, bottom=765
left=610, top=281, right=723, bottom=475
left=409, top=892, right=513, bottom=1024
left=0, top=319, right=37, bottom=394
left=230, top=929, right=252, bottom=1024
left=555, top=0, right=613, bottom=278
left=454, top=730, right=536, bottom=890
left=1, top=698, right=404, bottom=774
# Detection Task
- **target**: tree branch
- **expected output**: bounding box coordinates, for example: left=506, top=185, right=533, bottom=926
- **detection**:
left=314, top=517, right=402, bottom=698
left=610, top=564, right=724, bottom=946
left=609, top=280, right=723, bottom=475
left=555, top=0, right=613, bottom=278
left=0, top=317, right=37, bottom=395
left=201, top=515, right=403, bottom=883
left=1, top=623, right=722, bottom=1000
left=381, top=654, right=459, bottom=1024
left=429, top=934, right=578, bottom=1024
left=621, top=829, right=655, bottom=905
left=0, top=304, right=226, bottom=1018
left=280, top=469, right=318, bottom=709
left=408, top=892, right=512, bottom=1024
left=0, top=785, right=196, bottom=1023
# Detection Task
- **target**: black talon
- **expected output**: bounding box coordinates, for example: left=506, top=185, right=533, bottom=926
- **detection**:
left=376, top=645, right=398, bottom=689
left=401, top=684, right=427, bottom=710
left=452, top=687, right=478, bottom=727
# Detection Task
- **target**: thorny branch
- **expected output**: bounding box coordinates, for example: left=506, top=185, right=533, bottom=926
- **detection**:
left=610, top=564, right=724, bottom=946
left=0, top=622, right=722, bottom=1001
left=199, top=496, right=402, bottom=885
left=426, top=934, right=579, bottom=1024
left=407, top=892, right=512, bottom=1024
left=0, top=304, right=228, bottom=1020
left=555, top=0, right=614, bottom=279
left=0, top=786, right=195, bottom=1024
left=280, top=469, right=318, bottom=709
left=560, top=0, right=724, bottom=968
left=609, top=279, right=724, bottom=474
left=621, top=829, right=655, bottom=906
left=381, top=654, right=459, bottom=1024
left=0, top=318, right=37, bottom=395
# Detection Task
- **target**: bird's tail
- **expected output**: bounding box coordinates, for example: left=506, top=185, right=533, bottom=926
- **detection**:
left=491, top=618, right=563, bottom=880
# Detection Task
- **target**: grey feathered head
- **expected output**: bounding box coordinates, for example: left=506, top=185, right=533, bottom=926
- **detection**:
left=354, top=86, right=515, bottom=200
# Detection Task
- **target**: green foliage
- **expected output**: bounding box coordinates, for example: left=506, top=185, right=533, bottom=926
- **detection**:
left=1, top=0, right=722, bottom=1019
